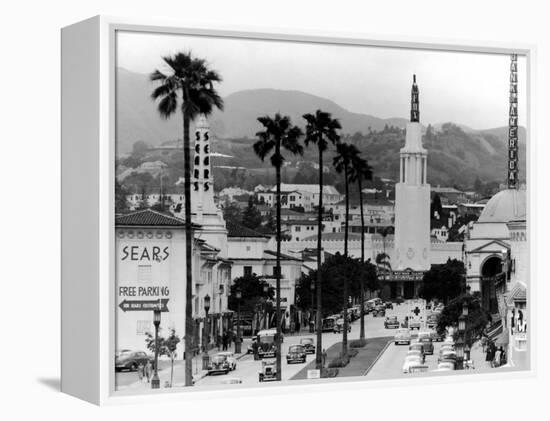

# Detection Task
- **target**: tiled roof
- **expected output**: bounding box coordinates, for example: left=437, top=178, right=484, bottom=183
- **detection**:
left=115, top=209, right=199, bottom=227
left=226, top=221, right=271, bottom=238
left=302, top=232, right=362, bottom=242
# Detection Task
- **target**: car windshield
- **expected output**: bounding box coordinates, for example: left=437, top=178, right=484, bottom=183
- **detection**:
left=217, top=352, right=233, bottom=358
left=289, top=346, right=304, bottom=353
left=387, top=317, right=398, bottom=321
left=212, top=356, right=226, bottom=363
left=259, top=335, right=275, bottom=344
left=405, top=355, right=421, bottom=362
left=300, top=338, right=314, bottom=345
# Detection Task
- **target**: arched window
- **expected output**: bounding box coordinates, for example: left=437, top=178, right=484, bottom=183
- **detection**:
left=204, top=169, right=210, bottom=179
left=204, top=157, right=209, bottom=166
left=194, top=156, right=199, bottom=165
left=194, top=169, right=199, bottom=179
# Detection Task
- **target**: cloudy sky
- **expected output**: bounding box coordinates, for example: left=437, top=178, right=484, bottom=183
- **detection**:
left=117, top=31, right=527, bottom=130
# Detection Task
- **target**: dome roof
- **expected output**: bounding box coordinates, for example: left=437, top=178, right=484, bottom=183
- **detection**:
left=478, top=189, right=526, bottom=223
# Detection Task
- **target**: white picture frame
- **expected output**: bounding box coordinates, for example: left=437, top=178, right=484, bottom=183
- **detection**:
left=61, top=15, right=536, bottom=405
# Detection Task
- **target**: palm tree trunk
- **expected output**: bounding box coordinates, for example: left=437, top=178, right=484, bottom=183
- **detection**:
left=275, top=142, right=282, bottom=381
left=183, top=114, right=194, bottom=387
left=358, top=177, right=366, bottom=340
left=315, top=146, right=324, bottom=370
left=342, top=164, right=349, bottom=358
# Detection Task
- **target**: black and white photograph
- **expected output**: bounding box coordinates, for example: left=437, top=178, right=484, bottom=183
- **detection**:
left=113, top=30, right=528, bottom=393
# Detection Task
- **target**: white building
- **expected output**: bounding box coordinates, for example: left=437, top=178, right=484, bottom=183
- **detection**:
left=257, top=183, right=342, bottom=211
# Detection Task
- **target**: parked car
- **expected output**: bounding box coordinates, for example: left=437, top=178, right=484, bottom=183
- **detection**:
left=384, top=316, right=400, bottom=329
left=433, top=361, right=455, bottom=372
left=394, top=328, right=412, bottom=345
left=407, top=349, right=426, bottom=364
left=394, top=296, right=405, bottom=305
left=215, top=352, right=237, bottom=370
left=402, top=355, right=424, bottom=373
left=409, top=317, right=422, bottom=330
left=256, top=330, right=277, bottom=359
left=300, top=337, right=315, bottom=354
left=372, top=305, right=386, bottom=317
left=384, top=301, right=394, bottom=309
left=115, top=350, right=153, bottom=371
left=429, top=330, right=445, bottom=342
left=286, top=345, right=307, bottom=364
left=417, top=337, right=434, bottom=355
left=438, top=350, right=457, bottom=365
left=207, top=354, right=232, bottom=375
left=258, top=360, right=277, bottom=382
left=408, top=343, right=426, bottom=361
left=333, top=318, right=351, bottom=333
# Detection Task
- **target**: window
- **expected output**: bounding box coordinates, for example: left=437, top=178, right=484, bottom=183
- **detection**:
left=246, top=246, right=251, bottom=252
left=289, top=196, right=295, bottom=202
left=295, top=226, right=301, bottom=232
left=244, top=266, right=252, bottom=277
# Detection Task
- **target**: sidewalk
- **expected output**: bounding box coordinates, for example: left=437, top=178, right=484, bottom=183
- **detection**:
left=117, top=340, right=251, bottom=391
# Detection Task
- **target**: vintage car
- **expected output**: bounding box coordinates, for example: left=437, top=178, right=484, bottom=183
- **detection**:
left=429, top=330, right=445, bottom=342
left=394, top=328, right=412, bottom=345
left=402, top=355, right=424, bottom=373
left=333, top=318, right=351, bottom=333
left=258, top=339, right=277, bottom=359
left=372, top=304, right=386, bottom=317
left=322, top=316, right=337, bottom=332
left=426, top=315, right=439, bottom=329
left=384, top=316, right=400, bottom=329
left=408, top=317, right=422, bottom=330
left=438, top=350, right=457, bottom=365
left=409, top=343, right=426, bottom=360
left=286, top=344, right=307, bottom=364
left=417, top=337, right=434, bottom=355
left=433, top=361, right=455, bottom=372
left=207, top=354, right=232, bottom=375
left=299, top=337, right=315, bottom=354
left=258, top=360, right=278, bottom=382
left=115, top=350, right=153, bottom=371
left=407, top=349, right=426, bottom=364
left=394, top=296, right=405, bottom=305
left=384, top=301, right=394, bottom=309
left=215, top=351, right=237, bottom=370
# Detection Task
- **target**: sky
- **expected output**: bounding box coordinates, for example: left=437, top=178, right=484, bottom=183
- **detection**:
left=117, top=31, right=527, bottom=130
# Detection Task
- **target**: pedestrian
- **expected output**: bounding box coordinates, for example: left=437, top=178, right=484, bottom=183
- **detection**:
left=494, top=347, right=502, bottom=368
left=144, top=360, right=152, bottom=383
left=500, top=347, right=507, bottom=366
left=485, top=341, right=494, bottom=368
left=137, top=362, right=144, bottom=382
left=322, top=348, right=327, bottom=368
left=222, top=333, right=228, bottom=351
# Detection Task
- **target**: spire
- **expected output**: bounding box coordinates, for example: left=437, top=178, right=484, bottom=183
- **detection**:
left=410, top=74, right=420, bottom=122
left=507, top=54, right=519, bottom=189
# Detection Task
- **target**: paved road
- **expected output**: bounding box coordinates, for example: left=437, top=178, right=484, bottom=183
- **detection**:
left=194, top=300, right=423, bottom=387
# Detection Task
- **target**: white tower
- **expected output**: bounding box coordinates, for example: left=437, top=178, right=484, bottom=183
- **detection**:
left=191, top=114, right=228, bottom=258
left=394, top=75, right=431, bottom=271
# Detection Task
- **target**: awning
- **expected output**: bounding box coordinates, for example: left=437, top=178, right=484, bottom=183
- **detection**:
left=487, top=320, right=503, bottom=342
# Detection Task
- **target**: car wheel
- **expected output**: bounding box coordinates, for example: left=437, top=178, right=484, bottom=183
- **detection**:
left=131, top=363, right=138, bottom=371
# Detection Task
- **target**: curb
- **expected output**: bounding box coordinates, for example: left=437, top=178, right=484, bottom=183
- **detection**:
left=362, top=339, right=392, bottom=376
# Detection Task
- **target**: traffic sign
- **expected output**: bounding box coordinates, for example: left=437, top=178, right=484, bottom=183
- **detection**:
left=118, top=298, right=169, bottom=312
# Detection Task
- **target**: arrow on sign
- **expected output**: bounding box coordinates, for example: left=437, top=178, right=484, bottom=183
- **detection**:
left=118, top=299, right=169, bottom=312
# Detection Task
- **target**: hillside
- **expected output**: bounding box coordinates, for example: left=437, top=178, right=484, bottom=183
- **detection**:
left=116, top=68, right=408, bottom=153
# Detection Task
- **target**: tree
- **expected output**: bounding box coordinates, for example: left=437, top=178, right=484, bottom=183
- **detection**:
left=295, top=254, right=379, bottom=316
left=132, top=140, right=150, bottom=158
left=473, top=177, right=483, bottom=193
left=332, top=142, right=360, bottom=357
left=254, top=113, right=303, bottom=380
left=115, top=180, right=129, bottom=213
left=436, top=293, right=488, bottom=347
left=222, top=202, right=243, bottom=226
left=241, top=197, right=262, bottom=230
left=145, top=329, right=181, bottom=387
left=348, top=151, right=373, bottom=340
left=419, top=259, right=465, bottom=304
left=228, top=274, right=274, bottom=313
left=150, top=51, right=223, bottom=387
left=303, top=109, right=341, bottom=370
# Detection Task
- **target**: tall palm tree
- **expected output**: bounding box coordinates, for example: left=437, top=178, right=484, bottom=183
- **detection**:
left=150, top=52, right=223, bottom=387
left=303, top=110, right=341, bottom=370
left=349, top=153, right=373, bottom=340
left=254, top=113, right=303, bottom=381
left=332, top=142, right=360, bottom=357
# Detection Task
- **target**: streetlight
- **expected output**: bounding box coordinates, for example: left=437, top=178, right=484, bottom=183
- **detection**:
left=202, top=294, right=211, bottom=370
left=455, top=336, right=465, bottom=370
left=235, top=287, right=242, bottom=354
left=310, top=281, right=315, bottom=333
left=151, top=301, right=162, bottom=389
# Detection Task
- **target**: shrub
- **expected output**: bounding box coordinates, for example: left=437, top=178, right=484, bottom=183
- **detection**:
left=328, top=355, right=350, bottom=368
left=348, top=348, right=359, bottom=358
left=321, top=368, right=339, bottom=378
